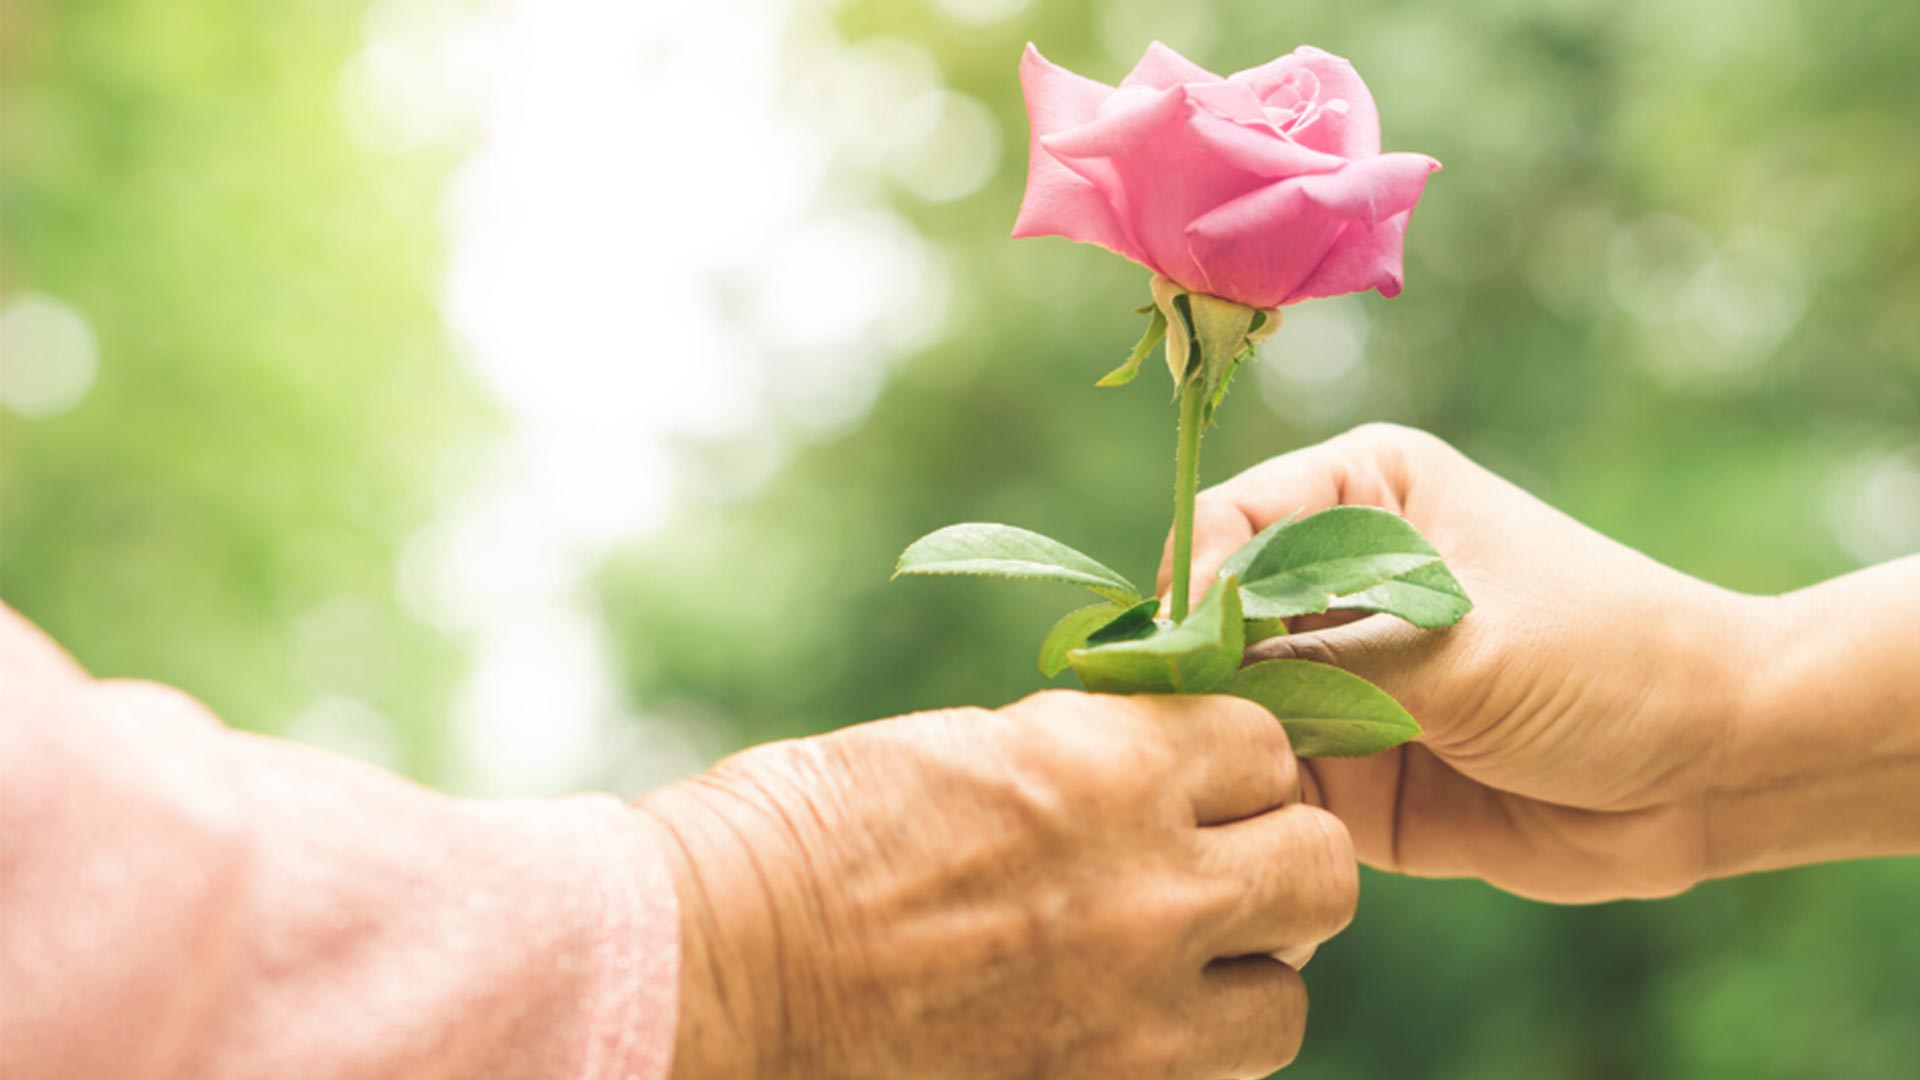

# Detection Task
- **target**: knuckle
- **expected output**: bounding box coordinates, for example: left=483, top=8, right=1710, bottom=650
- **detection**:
left=1297, top=807, right=1361, bottom=936
left=1344, top=420, right=1442, bottom=456
left=1210, top=691, right=1283, bottom=735
left=1016, top=689, right=1159, bottom=742
left=1261, top=965, right=1311, bottom=1071
left=1205, top=695, right=1299, bottom=798
left=1268, top=742, right=1302, bottom=805
left=1007, top=692, right=1175, bottom=798
left=1213, top=962, right=1308, bottom=1078
left=1265, top=716, right=1298, bottom=764
left=1191, top=486, right=1241, bottom=527
left=1002, top=692, right=1097, bottom=749
left=1228, top=697, right=1295, bottom=760
left=1094, top=694, right=1181, bottom=751
left=1346, top=422, right=1462, bottom=488
left=940, top=703, right=998, bottom=727
left=1007, top=687, right=1090, bottom=721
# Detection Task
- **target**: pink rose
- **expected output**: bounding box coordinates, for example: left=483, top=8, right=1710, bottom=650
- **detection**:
left=1013, top=42, right=1440, bottom=310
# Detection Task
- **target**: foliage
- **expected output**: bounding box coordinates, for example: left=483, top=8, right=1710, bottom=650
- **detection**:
left=1229, top=506, right=1472, bottom=627
left=895, top=522, right=1143, bottom=604
left=897, top=503, right=1466, bottom=753
left=1224, top=659, right=1421, bottom=759
left=0, top=0, right=490, bottom=776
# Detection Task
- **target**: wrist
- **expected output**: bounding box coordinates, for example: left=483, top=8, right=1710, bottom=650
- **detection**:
left=1701, top=565, right=1920, bottom=879
left=639, top=778, right=792, bottom=1080
left=1692, top=587, right=1792, bottom=881
left=1627, top=582, right=1781, bottom=893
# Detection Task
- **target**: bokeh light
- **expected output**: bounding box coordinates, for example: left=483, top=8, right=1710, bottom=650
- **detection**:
left=0, top=293, right=99, bottom=419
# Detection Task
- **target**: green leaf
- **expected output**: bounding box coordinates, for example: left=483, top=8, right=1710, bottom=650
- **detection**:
left=1068, top=575, right=1244, bottom=694
left=1224, top=660, right=1423, bottom=758
left=1039, top=604, right=1125, bottom=677
left=896, top=523, right=1142, bottom=604
left=1330, top=561, right=1474, bottom=629
left=1219, top=510, right=1300, bottom=580
left=1226, top=507, right=1472, bottom=627
left=1243, top=617, right=1291, bottom=642
left=1037, top=599, right=1158, bottom=677
left=1246, top=552, right=1439, bottom=614
left=1088, top=597, right=1161, bottom=643
left=1099, top=307, right=1167, bottom=387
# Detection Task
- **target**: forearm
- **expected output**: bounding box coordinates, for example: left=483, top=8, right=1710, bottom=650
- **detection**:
left=0, top=605, right=680, bottom=1080
left=1705, top=555, right=1920, bottom=879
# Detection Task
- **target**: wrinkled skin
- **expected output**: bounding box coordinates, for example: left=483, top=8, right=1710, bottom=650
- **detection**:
left=643, top=691, right=1360, bottom=1079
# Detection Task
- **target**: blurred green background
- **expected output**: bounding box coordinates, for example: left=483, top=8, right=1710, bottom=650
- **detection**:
left=3, top=0, right=1916, bottom=1076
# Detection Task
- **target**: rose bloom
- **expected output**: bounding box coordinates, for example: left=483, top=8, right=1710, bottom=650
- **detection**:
left=1014, top=42, right=1440, bottom=310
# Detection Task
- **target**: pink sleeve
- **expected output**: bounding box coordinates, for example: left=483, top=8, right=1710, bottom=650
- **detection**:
left=0, top=606, right=680, bottom=1080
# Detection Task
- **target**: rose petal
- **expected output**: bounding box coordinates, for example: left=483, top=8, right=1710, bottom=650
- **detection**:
left=1010, top=44, right=1151, bottom=266
left=1181, top=155, right=1436, bottom=307
left=1033, top=90, right=1193, bottom=282
left=1015, top=42, right=1435, bottom=307
left=1178, top=180, right=1346, bottom=306
left=1040, top=92, right=1291, bottom=292
left=1120, top=40, right=1222, bottom=89
left=1231, top=46, right=1381, bottom=159
left=1047, top=95, right=1345, bottom=182
left=1284, top=209, right=1416, bottom=303
left=1182, top=106, right=1352, bottom=179
left=1039, top=84, right=1186, bottom=160
left=1184, top=79, right=1277, bottom=127
left=1291, top=152, right=1440, bottom=226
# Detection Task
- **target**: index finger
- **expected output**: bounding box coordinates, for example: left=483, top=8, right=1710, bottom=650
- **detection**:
left=1127, top=694, right=1300, bottom=825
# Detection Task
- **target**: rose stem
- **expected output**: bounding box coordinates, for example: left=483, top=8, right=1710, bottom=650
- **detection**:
left=1168, top=375, right=1206, bottom=622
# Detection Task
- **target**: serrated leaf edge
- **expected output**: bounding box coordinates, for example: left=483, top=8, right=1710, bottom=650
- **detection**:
left=1225, top=659, right=1424, bottom=758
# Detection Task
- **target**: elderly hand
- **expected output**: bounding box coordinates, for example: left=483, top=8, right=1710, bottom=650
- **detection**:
left=641, top=690, right=1356, bottom=1080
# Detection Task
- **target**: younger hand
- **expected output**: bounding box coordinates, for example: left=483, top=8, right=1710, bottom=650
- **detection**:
left=1167, top=423, right=1766, bottom=903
